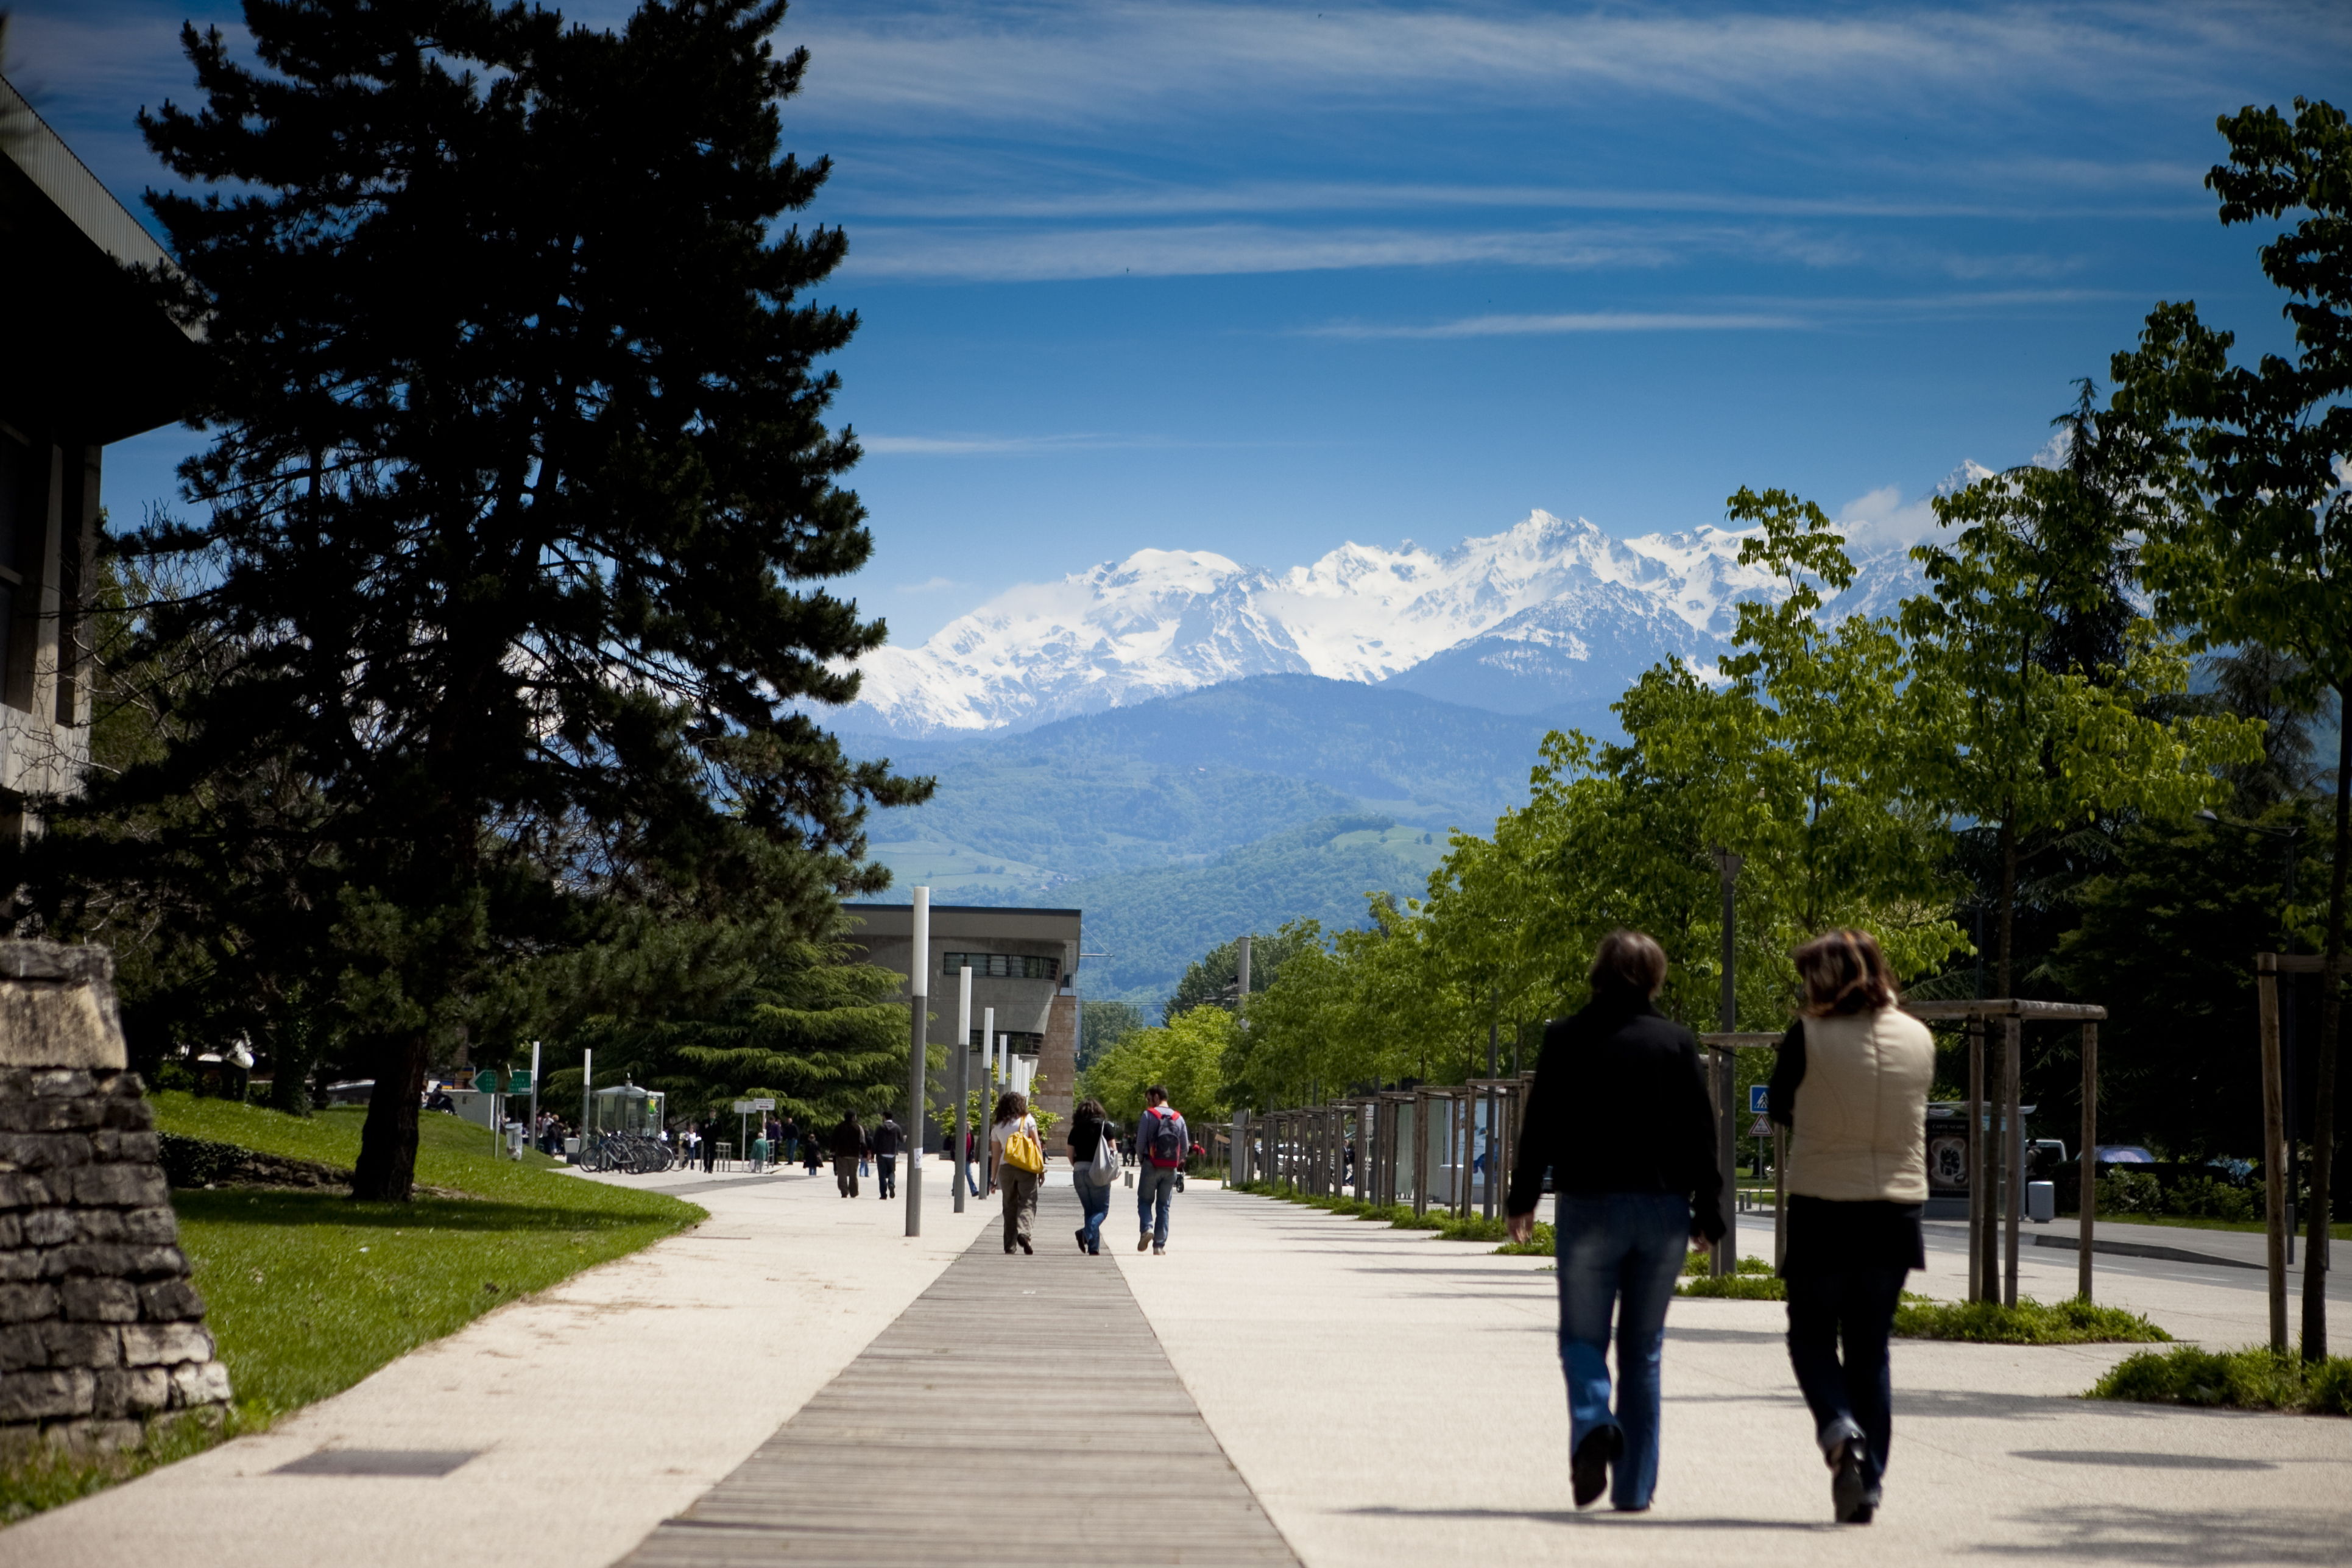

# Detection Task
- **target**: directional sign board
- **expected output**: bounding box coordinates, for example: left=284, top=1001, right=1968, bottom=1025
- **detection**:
left=476, top=1070, right=502, bottom=1093
left=750, top=1098, right=775, bottom=1111
left=1748, top=1084, right=1768, bottom=1115
left=732, top=1098, right=778, bottom=1114
left=507, top=1070, right=531, bottom=1093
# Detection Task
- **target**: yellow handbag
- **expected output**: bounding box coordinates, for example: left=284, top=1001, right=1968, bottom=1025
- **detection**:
left=1002, top=1119, right=1045, bottom=1176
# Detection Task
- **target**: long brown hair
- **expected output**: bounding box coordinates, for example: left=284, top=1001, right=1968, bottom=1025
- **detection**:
left=1793, top=929, right=1898, bottom=1017
left=993, top=1090, right=1029, bottom=1123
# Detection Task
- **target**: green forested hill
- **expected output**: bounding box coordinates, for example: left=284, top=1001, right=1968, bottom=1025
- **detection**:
left=959, top=815, right=1447, bottom=1008
left=850, top=675, right=1554, bottom=897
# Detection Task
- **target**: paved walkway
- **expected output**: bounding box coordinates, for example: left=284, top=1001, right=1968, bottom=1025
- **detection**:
left=9, top=1166, right=2352, bottom=1568
left=615, top=1181, right=1294, bottom=1567
left=1118, top=1184, right=2352, bottom=1568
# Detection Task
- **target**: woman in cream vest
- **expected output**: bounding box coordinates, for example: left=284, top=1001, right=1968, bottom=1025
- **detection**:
left=1765, top=929, right=1934, bottom=1526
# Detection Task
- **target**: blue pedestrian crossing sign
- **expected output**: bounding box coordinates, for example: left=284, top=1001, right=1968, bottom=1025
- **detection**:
left=1748, top=1084, right=1768, bottom=1115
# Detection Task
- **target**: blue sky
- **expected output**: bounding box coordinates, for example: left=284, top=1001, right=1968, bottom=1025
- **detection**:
left=9, top=0, right=2341, bottom=645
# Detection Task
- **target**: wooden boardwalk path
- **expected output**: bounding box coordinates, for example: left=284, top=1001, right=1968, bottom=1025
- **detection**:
left=612, top=1179, right=1299, bottom=1567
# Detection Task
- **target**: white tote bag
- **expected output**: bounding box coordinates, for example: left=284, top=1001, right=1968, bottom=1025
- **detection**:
left=1087, top=1125, right=1120, bottom=1186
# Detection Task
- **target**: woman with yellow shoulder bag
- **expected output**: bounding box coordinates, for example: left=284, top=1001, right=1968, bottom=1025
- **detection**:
left=991, top=1090, right=1045, bottom=1254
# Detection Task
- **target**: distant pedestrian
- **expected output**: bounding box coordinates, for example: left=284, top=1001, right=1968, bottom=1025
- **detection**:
left=873, top=1112, right=905, bottom=1199
left=830, top=1111, right=868, bottom=1198
left=699, top=1116, right=720, bottom=1174
left=1067, top=1098, right=1116, bottom=1254
left=1505, top=929, right=1724, bottom=1514
left=802, top=1128, right=822, bottom=1175
left=964, top=1126, right=984, bottom=1196
left=1767, top=930, right=1934, bottom=1526
left=991, top=1090, right=1044, bottom=1254
left=780, top=1115, right=801, bottom=1164
left=1135, top=1085, right=1187, bottom=1254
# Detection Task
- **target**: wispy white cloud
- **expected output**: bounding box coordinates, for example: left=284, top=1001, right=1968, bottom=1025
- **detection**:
left=863, top=433, right=1146, bottom=454
left=1300, top=311, right=1806, bottom=339
left=894, top=576, right=965, bottom=593
left=789, top=1, right=2334, bottom=133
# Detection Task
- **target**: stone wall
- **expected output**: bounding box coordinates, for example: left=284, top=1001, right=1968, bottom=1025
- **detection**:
left=0, top=942, right=233, bottom=1455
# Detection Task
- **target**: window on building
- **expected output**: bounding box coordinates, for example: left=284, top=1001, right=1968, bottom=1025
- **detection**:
left=968, top=1029, right=1045, bottom=1053
left=942, top=952, right=1059, bottom=981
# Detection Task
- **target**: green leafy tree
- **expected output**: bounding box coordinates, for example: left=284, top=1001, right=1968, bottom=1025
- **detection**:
left=2110, top=95, right=2351, bottom=1355
left=1077, top=999, right=1145, bottom=1071
left=1900, top=469, right=2262, bottom=997
left=1162, top=925, right=1321, bottom=1023
left=1080, top=1005, right=1233, bottom=1126
left=23, top=0, right=927, bottom=1199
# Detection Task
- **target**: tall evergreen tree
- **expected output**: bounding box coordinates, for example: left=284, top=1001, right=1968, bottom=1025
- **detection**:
left=26, top=0, right=925, bottom=1198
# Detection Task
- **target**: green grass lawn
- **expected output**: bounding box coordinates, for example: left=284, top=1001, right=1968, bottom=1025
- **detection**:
left=1, top=1097, right=702, bottom=1525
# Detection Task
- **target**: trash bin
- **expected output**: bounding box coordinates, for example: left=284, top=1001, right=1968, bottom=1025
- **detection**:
left=2026, top=1180, right=2055, bottom=1224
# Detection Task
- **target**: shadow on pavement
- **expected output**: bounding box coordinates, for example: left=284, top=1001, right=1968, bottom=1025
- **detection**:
left=172, top=1189, right=659, bottom=1233
left=2010, top=1449, right=2278, bottom=1471
left=1967, top=1506, right=2352, bottom=1563
left=1341, top=1505, right=1825, bottom=1531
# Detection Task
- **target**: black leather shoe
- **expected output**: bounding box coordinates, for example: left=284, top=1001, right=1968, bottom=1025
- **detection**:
left=1572, top=1427, right=1621, bottom=1509
left=1832, top=1439, right=1870, bottom=1523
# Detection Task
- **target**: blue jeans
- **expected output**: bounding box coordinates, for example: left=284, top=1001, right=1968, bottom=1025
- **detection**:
left=1784, top=1265, right=1906, bottom=1497
left=1555, top=1193, right=1691, bottom=1510
left=1137, top=1166, right=1176, bottom=1246
left=1076, top=1171, right=1112, bottom=1251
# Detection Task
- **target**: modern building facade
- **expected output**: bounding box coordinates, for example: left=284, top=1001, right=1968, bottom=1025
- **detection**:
left=0, top=74, right=198, bottom=830
left=842, top=903, right=1082, bottom=1142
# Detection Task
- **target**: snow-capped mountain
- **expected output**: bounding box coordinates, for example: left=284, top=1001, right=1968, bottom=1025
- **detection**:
left=832, top=509, right=1927, bottom=738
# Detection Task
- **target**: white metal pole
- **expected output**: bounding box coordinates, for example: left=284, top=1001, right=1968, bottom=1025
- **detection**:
left=955, top=964, right=973, bottom=1212
left=580, top=1047, right=592, bottom=1159
left=906, top=888, right=928, bottom=1235
left=983, top=1007, right=997, bottom=1087
left=528, top=1040, right=540, bottom=1159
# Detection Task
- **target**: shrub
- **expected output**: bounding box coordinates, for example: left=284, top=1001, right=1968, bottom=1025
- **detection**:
left=2087, top=1345, right=2352, bottom=1412
left=1679, top=1273, right=1785, bottom=1301
left=156, top=1131, right=247, bottom=1188
left=2164, top=1174, right=2257, bottom=1223
left=1495, top=1223, right=1554, bottom=1257
left=2094, top=1169, right=2163, bottom=1214
left=1895, top=1296, right=2171, bottom=1345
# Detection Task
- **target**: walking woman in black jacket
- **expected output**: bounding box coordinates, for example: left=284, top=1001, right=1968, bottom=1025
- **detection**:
left=1505, top=930, right=1726, bottom=1513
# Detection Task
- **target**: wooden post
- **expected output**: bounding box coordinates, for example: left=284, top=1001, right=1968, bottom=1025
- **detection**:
left=1772, top=1122, right=1787, bottom=1271
left=1412, top=1091, right=1430, bottom=1217
left=2259, top=954, right=2289, bottom=1353
left=1712, top=1046, right=1737, bottom=1277
left=2078, top=1020, right=2097, bottom=1302
left=1968, top=1018, right=1986, bottom=1302
left=2004, top=1015, right=2023, bottom=1308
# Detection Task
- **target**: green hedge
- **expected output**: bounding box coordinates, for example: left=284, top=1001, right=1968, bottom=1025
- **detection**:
left=2089, top=1346, right=2352, bottom=1413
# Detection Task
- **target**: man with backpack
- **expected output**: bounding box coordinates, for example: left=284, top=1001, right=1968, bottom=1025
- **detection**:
left=1135, top=1084, right=1188, bottom=1255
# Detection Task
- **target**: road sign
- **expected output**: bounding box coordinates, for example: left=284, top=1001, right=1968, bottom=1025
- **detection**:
left=1748, top=1084, right=1768, bottom=1115
left=750, top=1098, right=775, bottom=1111
left=1748, top=1115, right=1773, bottom=1138
left=476, top=1069, right=502, bottom=1093
left=732, top=1100, right=754, bottom=1114
left=506, top=1070, right=531, bottom=1092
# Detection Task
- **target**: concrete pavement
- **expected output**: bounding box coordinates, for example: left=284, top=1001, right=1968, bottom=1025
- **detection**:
left=7, top=1164, right=2351, bottom=1567
left=1, top=1162, right=991, bottom=1568
left=1112, top=1181, right=2352, bottom=1568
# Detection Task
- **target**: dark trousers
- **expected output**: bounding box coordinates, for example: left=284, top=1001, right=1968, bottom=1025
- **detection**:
left=1784, top=1265, right=1906, bottom=1495
left=877, top=1154, right=897, bottom=1198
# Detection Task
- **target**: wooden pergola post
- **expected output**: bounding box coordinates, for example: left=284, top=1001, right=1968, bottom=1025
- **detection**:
left=2078, top=1021, right=2097, bottom=1302
left=2004, top=1014, right=2023, bottom=1308
left=2258, top=953, right=2289, bottom=1352
left=1968, top=1017, right=1986, bottom=1302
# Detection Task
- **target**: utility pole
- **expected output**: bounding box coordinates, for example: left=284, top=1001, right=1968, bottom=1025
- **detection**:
left=905, top=888, right=928, bottom=1237
left=1711, top=848, right=1743, bottom=1277
left=954, top=962, right=972, bottom=1213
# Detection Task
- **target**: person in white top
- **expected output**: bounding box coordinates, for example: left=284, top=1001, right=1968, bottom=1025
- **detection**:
left=1765, top=928, right=1935, bottom=1527
left=989, top=1090, right=1042, bottom=1255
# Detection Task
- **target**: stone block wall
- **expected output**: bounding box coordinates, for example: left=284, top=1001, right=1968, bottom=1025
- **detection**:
left=0, top=942, right=232, bottom=1455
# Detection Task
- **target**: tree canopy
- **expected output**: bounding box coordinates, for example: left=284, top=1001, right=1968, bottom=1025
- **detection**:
left=21, top=0, right=926, bottom=1198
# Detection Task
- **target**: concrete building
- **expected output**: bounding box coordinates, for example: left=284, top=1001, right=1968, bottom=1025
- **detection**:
left=0, top=74, right=198, bottom=829
left=842, top=903, right=1083, bottom=1141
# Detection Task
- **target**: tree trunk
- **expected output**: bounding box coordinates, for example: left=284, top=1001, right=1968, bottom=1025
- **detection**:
left=2299, top=702, right=2349, bottom=1360
left=351, top=1032, right=431, bottom=1201
left=1997, top=812, right=2018, bottom=1000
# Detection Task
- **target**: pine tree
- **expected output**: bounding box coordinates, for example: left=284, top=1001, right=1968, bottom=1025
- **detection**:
left=27, top=0, right=926, bottom=1198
